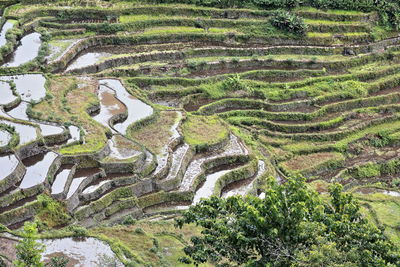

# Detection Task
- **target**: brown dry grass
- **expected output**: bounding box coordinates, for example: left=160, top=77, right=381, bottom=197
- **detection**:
left=128, top=111, right=179, bottom=154
left=282, top=152, right=343, bottom=172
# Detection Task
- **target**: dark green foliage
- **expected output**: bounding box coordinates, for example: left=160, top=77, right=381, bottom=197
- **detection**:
left=48, top=256, right=69, bottom=267
left=134, top=227, right=145, bottom=234
left=122, top=215, right=137, bottom=226
left=270, top=10, right=307, bottom=35
left=220, top=74, right=249, bottom=92
left=369, top=131, right=391, bottom=147
left=176, top=177, right=400, bottom=266
left=68, top=225, right=88, bottom=237
left=253, top=0, right=301, bottom=9
left=14, top=222, right=45, bottom=267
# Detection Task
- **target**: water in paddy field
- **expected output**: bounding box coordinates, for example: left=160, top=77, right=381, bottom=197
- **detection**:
left=7, top=101, right=64, bottom=136
left=2, top=32, right=42, bottom=67
left=99, top=79, right=153, bottom=135
left=0, top=129, right=11, bottom=147
left=108, top=135, right=141, bottom=160
left=66, top=168, right=101, bottom=199
left=192, top=169, right=232, bottom=205
left=41, top=237, right=123, bottom=267
left=66, top=52, right=112, bottom=71
left=0, top=154, right=19, bottom=180
left=222, top=160, right=266, bottom=198
left=0, top=81, right=18, bottom=105
left=0, top=20, right=14, bottom=47
left=0, top=119, right=37, bottom=145
left=19, top=152, right=58, bottom=189
left=0, top=74, right=46, bottom=102
left=92, top=84, right=126, bottom=132
left=67, top=125, right=81, bottom=144
left=51, top=165, right=74, bottom=195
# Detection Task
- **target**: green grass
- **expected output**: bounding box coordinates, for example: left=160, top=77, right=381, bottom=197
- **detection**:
left=140, top=26, right=241, bottom=35
left=182, top=115, right=229, bottom=149
left=31, top=76, right=108, bottom=155
left=355, top=192, right=400, bottom=246
left=296, top=7, right=366, bottom=16
left=91, top=221, right=212, bottom=266
left=304, top=19, right=364, bottom=25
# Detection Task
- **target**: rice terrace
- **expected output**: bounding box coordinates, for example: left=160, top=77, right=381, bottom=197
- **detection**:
left=0, top=0, right=400, bottom=266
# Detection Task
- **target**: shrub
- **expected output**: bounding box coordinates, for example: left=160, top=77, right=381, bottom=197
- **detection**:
left=354, top=163, right=381, bottom=178
left=134, top=227, right=145, bottom=234
left=69, top=225, right=88, bottom=237
left=269, top=10, right=308, bottom=36
left=392, top=178, right=400, bottom=187
left=220, top=74, right=249, bottom=92
left=122, top=215, right=136, bottom=226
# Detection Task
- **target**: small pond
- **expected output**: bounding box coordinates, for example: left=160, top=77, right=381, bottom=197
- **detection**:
left=41, top=237, right=123, bottom=267
left=20, top=151, right=58, bottom=189
left=3, top=32, right=42, bottom=67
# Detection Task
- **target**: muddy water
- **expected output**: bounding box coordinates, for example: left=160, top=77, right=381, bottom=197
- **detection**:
left=67, top=125, right=80, bottom=144
left=0, top=119, right=37, bottom=145
left=51, top=165, right=74, bottom=195
left=1, top=74, right=46, bottom=102
left=92, top=85, right=126, bottom=131
left=66, top=52, right=112, bottom=72
left=108, top=135, right=140, bottom=160
left=20, top=152, right=58, bottom=189
left=0, top=154, right=19, bottom=180
left=222, top=160, right=266, bottom=198
left=3, top=32, right=42, bottom=67
left=0, top=21, right=14, bottom=47
left=42, top=237, right=123, bottom=267
left=0, top=129, right=11, bottom=147
left=7, top=102, right=64, bottom=136
left=0, top=81, right=18, bottom=105
left=99, top=79, right=153, bottom=135
left=179, top=134, right=248, bottom=192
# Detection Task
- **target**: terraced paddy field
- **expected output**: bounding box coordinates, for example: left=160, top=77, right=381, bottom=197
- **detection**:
left=0, top=0, right=400, bottom=266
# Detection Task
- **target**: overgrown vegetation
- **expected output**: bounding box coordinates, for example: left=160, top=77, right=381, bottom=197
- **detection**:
left=177, top=177, right=400, bottom=266
left=270, top=10, right=307, bottom=35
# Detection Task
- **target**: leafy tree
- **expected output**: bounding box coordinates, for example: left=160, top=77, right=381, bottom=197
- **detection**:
left=176, top=177, right=400, bottom=266
left=14, top=222, right=45, bottom=267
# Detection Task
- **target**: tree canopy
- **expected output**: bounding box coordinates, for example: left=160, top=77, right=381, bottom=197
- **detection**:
left=176, top=177, right=400, bottom=266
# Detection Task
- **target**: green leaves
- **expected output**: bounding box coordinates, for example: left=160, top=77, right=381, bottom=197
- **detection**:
left=176, top=176, right=400, bottom=266
left=14, top=222, right=45, bottom=267
left=270, top=10, right=308, bottom=36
